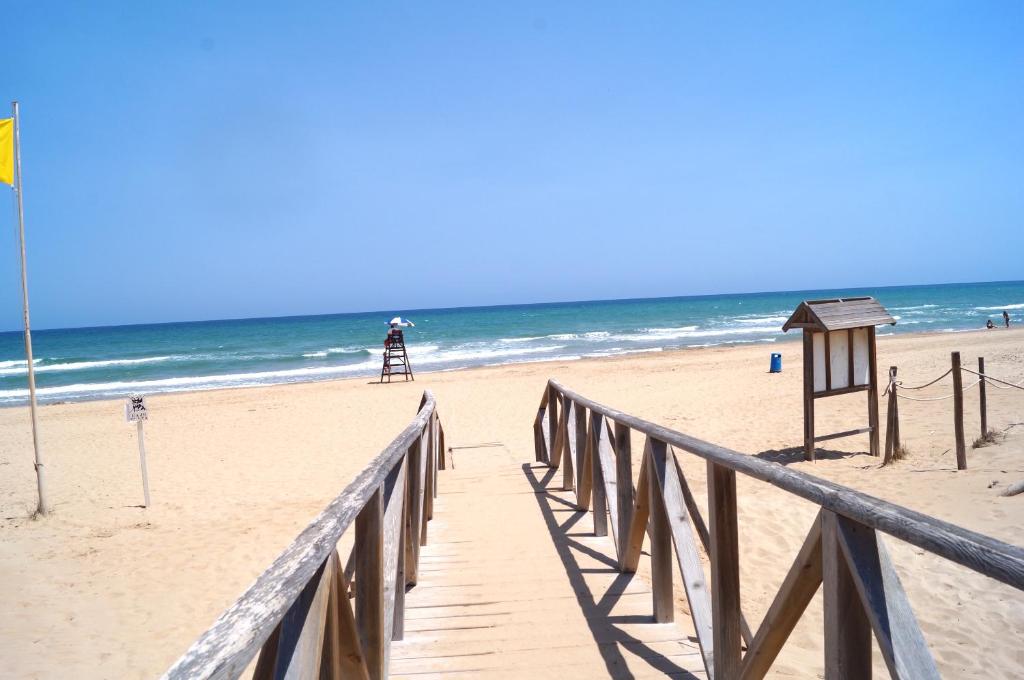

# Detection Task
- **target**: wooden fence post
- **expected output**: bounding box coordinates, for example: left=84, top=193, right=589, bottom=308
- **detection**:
left=884, top=366, right=899, bottom=465
left=979, top=357, right=987, bottom=438
left=951, top=352, right=967, bottom=470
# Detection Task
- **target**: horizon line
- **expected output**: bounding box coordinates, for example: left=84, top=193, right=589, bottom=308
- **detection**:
left=2, top=277, right=1022, bottom=336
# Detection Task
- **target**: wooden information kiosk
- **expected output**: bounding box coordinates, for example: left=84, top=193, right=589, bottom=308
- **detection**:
left=782, top=297, right=896, bottom=461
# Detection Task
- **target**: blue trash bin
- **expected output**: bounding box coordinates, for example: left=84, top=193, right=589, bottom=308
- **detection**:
left=770, top=353, right=782, bottom=373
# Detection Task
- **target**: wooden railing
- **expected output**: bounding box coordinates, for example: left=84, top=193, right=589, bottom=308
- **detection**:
left=534, top=380, right=1024, bottom=679
left=164, top=391, right=446, bottom=680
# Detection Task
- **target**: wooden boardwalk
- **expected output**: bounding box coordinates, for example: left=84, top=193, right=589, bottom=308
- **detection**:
left=391, top=447, right=706, bottom=679
left=164, top=387, right=1024, bottom=680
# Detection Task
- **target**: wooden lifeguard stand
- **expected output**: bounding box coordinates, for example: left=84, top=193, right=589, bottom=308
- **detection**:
left=380, top=328, right=414, bottom=383
left=782, top=297, right=895, bottom=461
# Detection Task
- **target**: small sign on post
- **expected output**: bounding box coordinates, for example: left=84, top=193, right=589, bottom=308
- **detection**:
left=125, top=394, right=151, bottom=507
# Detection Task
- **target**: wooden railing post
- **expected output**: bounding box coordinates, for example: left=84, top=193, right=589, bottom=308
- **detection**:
left=708, top=460, right=742, bottom=678
left=547, top=383, right=559, bottom=467
left=952, top=351, right=967, bottom=470
left=424, top=417, right=436, bottom=520
left=571, top=401, right=587, bottom=493
left=614, top=421, right=633, bottom=569
left=355, top=488, right=384, bottom=680
left=822, top=511, right=871, bottom=679
left=575, top=406, right=594, bottom=511
left=438, top=421, right=446, bottom=471
left=590, top=412, right=608, bottom=536
left=534, top=389, right=549, bottom=464
left=979, top=356, right=987, bottom=438
left=647, top=438, right=673, bottom=623
left=404, top=439, right=423, bottom=587
left=562, top=399, right=576, bottom=491
left=323, top=551, right=371, bottom=680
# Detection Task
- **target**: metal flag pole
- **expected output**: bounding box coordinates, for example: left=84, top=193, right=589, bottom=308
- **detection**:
left=12, top=101, right=49, bottom=515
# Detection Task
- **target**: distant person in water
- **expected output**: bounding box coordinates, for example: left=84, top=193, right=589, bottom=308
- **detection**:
left=986, top=319, right=995, bottom=329
left=1004, top=310, right=1011, bottom=328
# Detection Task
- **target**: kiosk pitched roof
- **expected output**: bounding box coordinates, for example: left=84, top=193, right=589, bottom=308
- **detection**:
left=782, top=297, right=896, bottom=332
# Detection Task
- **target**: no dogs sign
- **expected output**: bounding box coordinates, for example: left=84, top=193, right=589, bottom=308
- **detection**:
left=125, top=394, right=149, bottom=422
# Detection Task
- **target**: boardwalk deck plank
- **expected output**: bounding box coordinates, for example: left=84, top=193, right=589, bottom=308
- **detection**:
left=390, top=449, right=707, bottom=679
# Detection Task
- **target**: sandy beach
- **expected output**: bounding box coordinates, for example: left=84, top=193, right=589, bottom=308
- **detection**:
left=1, top=328, right=1022, bottom=679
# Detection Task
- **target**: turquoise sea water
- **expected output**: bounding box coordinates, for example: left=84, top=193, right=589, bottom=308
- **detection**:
left=1, top=281, right=1021, bottom=406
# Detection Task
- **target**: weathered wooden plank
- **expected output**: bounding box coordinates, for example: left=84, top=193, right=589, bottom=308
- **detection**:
left=549, top=394, right=566, bottom=470
left=404, top=440, right=423, bottom=586
left=835, top=517, right=940, bottom=679
left=576, top=407, right=594, bottom=511
left=594, top=417, right=619, bottom=546
left=622, top=450, right=651, bottom=574
left=355, top=488, right=384, bottom=680
left=814, top=427, right=872, bottom=443
left=381, top=458, right=407, bottom=666
left=811, top=384, right=871, bottom=399
left=822, top=510, right=871, bottom=679
left=708, top=461, right=742, bottom=679
left=276, top=555, right=332, bottom=680
left=548, top=384, right=559, bottom=468
left=547, top=380, right=1024, bottom=591
left=590, top=412, right=609, bottom=537
left=738, top=513, right=823, bottom=680
left=538, top=409, right=550, bottom=466
left=614, top=421, right=633, bottom=569
left=438, top=420, right=447, bottom=471
left=423, top=423, right=435, bottom=524
left=571, top=401, right=586, bottom=494
left=671, top=449, right=753, bottom=648
left=649, top=439, right=714, bottom=676
left=647, top=439, right=674, bottom=624
left=394, top=478, right=408, bottom=643
left=562, top=400, right=577, bottom=492
left=321, top=552, right=370, bottom=680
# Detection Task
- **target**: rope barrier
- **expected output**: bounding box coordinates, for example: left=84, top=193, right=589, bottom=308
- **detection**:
left=895, top=368, right=952, bottom=390
left=959, top=367, right=1024, bottom=391
left=893, top=379, right=981, bottom=402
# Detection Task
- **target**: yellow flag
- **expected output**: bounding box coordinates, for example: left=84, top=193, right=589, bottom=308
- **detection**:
left=0, top=118, right=12, bottom=185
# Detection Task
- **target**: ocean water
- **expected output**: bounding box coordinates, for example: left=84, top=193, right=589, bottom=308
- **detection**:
left=1, top=281, right=1021, bottom=406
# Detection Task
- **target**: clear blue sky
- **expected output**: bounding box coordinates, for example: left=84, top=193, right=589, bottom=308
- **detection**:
left=2, top=2, right=1021, bottom=330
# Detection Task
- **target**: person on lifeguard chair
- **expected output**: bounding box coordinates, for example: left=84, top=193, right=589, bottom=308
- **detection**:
left=384, top=317, right=414, bottom=349
left=384, top=324, right=403, bottom=349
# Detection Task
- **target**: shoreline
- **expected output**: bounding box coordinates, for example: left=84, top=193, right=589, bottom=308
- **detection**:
left=2, top=325, right=1019, bottom=411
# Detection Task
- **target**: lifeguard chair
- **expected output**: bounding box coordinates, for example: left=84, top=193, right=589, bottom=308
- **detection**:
left=782, top=297, right=895, bottom=460
left=380, top=318, right=415, bottom=383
